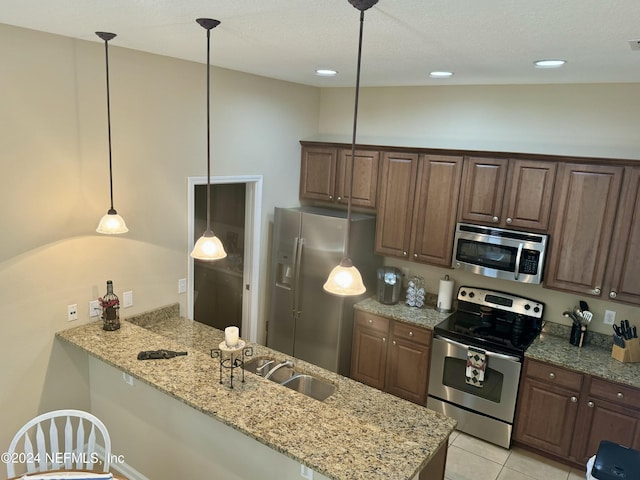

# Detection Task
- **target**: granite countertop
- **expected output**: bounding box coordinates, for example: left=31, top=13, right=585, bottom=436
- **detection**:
left=56, top=304, right=456, bottom=480
left=525, top=331, right=640, bottom=389
left=354, top=297, right=451, bottom=330
left=354, top=297, right=640, bottom=390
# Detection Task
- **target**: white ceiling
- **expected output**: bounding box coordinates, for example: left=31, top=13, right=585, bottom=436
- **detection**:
left=3, top=0, right=640, bottom=87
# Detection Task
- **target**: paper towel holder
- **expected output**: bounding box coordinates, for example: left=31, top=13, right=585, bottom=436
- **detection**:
left=436, top=274, right=454, bottom=314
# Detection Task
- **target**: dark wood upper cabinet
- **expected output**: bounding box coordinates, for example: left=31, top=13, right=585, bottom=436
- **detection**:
left=375, top=152, right=419, bottom=258
left=545, top=163, right=624, bottom=297
left=458, top=157, right=509, bottom=225
left=458, top=157, right=556, bottom=232
left=299, top=143, right=379, bottom=208
left=410, top=155, right=464, bottom=266
left=603, top=167, right=640, bottom=304
left=299, top=145, right=338, bottom=202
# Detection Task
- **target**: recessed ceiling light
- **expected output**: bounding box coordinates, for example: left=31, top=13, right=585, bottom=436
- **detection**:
left=316, top=69, right=338, bottom=76
left=429, top=71, right=454, bottom=78
left=534, top=59, right=566, bottom=68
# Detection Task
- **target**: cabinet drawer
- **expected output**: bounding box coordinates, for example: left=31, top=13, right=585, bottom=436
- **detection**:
left=590, top=377, right=640, bottom=409
left=355, top=311, right=389, bottom=333
left=392, top=321, right=431, bottom=346
left=525, top=359, right=584, bottom=391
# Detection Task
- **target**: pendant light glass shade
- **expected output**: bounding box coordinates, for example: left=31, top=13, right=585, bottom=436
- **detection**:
left=323, top=0, right=378, bottom=297
left=323, top=259, right=366, bottom=296
left=190, top=18, right=227, bottom=261
left=95, top=31, right=128, bottom=235
left=97, top=209, right=128, bottom=234
left=191, top=231, right=227, bottom=260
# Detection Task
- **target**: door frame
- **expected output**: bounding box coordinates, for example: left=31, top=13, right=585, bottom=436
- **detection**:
left=187, top=175, right=263, bottom=342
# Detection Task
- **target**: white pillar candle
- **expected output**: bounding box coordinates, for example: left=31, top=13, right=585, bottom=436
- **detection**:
left=225, top=326, right=239, bottom=348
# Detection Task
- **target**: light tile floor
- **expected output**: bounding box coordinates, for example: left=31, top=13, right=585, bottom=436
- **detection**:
left=445, top=431, right=588, bottom=480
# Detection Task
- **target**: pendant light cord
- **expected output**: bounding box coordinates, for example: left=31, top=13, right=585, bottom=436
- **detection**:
left=344, top=10, right=366, bottom=261
left=103, top=35, right=115, bottom=212
left=205, top=26, right=212, bottom=232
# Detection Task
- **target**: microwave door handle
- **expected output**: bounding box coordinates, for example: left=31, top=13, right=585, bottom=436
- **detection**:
left=435, top=335, right=522, bottom=363
left=514, top=243, right=523, bottom=280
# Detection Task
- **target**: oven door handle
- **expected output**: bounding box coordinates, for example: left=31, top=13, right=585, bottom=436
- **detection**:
left=514, top=243, right=523, bottom=280
left=435, top=335, right=522, bottom=363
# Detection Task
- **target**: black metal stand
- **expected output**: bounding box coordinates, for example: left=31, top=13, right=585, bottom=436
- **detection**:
left=210, top=345, right=253, bottom=389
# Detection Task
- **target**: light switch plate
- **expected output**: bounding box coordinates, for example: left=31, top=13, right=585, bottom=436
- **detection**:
left=123, top=290, right=133, bottom=308
left=178, top=278, right=187, bottom=294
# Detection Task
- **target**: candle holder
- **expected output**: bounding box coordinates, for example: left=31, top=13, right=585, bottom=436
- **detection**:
left=211, top=340, right=253, bottom=389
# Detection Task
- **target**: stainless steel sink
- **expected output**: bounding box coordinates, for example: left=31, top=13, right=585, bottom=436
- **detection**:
left=280, top=374, right=336, bottom=401
left=244, top=357, right=336, bottom=401
left=244, top=357, right=294, bottom=383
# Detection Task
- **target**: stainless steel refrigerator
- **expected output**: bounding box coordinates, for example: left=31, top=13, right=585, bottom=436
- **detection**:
left=267, top=206, right=381, bottom=375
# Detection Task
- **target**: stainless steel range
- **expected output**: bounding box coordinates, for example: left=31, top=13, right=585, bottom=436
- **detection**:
left=427, top=286, right=544, bottom=448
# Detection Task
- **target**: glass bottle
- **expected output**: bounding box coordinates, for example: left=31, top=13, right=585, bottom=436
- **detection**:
left=100, top=280, right=120, bottom=331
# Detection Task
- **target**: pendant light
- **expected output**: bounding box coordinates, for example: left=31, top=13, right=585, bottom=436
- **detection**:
left=190, top=18, right=227, bottom=261
left=95, top=32, right=128, bottom=235
left=323, top=0, right=378, bottom=296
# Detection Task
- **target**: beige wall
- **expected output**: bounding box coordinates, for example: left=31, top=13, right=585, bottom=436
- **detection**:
left=0, top=23, right=318, bottom=471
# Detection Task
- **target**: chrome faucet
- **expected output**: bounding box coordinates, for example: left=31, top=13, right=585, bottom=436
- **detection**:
left=255, top=360, right=274, bottom=377
left=264, top=360, right=294, bottom=380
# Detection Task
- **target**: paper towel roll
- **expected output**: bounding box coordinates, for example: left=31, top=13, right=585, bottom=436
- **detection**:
left=437, top=276, right=454, bottom=313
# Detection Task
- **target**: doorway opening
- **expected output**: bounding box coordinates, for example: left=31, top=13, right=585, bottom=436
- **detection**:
left=187, top=175, right=263, bottom=342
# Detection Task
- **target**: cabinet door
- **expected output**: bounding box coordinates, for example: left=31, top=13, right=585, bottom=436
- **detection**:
left=385, top=322, right=431, bottom=405
left=350, top=311, right=389, bottom=390
left=503, top=159, right=556, bottom=232
left=513, top=377, right=580, bottom=456
left=300, top=146, right=337, bottom=201
left=375, top=152, right=419, bottom=258
left=604, top=167, right=640, bottom=304
left=575, top=398, right=640, bottom=464
left=336, top=149, right=380, bottom=208
left=545, top=163, right=624, bottom=296
left=410, top=155, right=463, bottom=266
left=458, top=157, right=508, bottom=225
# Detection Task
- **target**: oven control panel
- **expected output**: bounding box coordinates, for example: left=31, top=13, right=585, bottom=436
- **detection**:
left=457, top=286, right=544, bottom=319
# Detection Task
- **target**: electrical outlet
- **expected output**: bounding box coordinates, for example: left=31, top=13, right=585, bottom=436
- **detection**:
left=67, top=304, right=78, bottom=322
left=604, top=310, right=616, bottom=325
left=123, top=290, right=133, bottom=308
left=178, top=278, right=187, bottom=294
left=300, top=465, right=314, bottom=480
left=89, top=300, right=100, bottom=317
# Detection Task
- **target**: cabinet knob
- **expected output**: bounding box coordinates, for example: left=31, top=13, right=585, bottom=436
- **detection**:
left=570, top=396, right=578, bottom=403
left=617, top=392, right=624, bottom=399
left=382, top=337, right=386, bottom=342
left=368, top=319, right=373, bottom=324
left=413, top=253, right=418, bottom=258
left=392, top=340, right=396, bottom=345
left=492, top=216, right=499, bottom=223
left=409, top=331, right=414, bottom=337
left=549, top=372, right=556, bottom=379
left=506, top=217, right=513, bottom=224
left=403, top=251, right=408, bottom=256
left=587, top=401, right=595, bottom=408
left=337, top=196, right=342, bottom=201
left=593, top=287, right=601, bottom=295
left=609, top=291, right=617, bottom=299
left=329, top=195, right=333, bottom=200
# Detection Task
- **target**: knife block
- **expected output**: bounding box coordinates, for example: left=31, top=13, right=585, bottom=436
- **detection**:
left=611, top=338, right=640, bottom=363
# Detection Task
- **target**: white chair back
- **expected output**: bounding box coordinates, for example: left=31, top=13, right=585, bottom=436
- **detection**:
left=6, top=409, right=111, bottom=478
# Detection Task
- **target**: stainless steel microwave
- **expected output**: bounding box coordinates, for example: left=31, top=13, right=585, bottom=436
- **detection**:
left=452, top=223, right=548, bottom=284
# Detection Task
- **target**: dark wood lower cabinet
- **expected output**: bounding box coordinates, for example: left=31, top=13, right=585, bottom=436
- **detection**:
left=514, top=358, right=640, bottom=468
left=351, top=310, right=431, bottom=405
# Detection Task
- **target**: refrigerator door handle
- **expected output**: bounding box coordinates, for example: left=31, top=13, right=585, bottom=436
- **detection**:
left=293, top=237, right=304, bottom=315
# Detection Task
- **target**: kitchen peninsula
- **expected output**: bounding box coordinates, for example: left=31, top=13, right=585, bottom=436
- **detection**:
left=56, top=304, right=456, bottom=480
